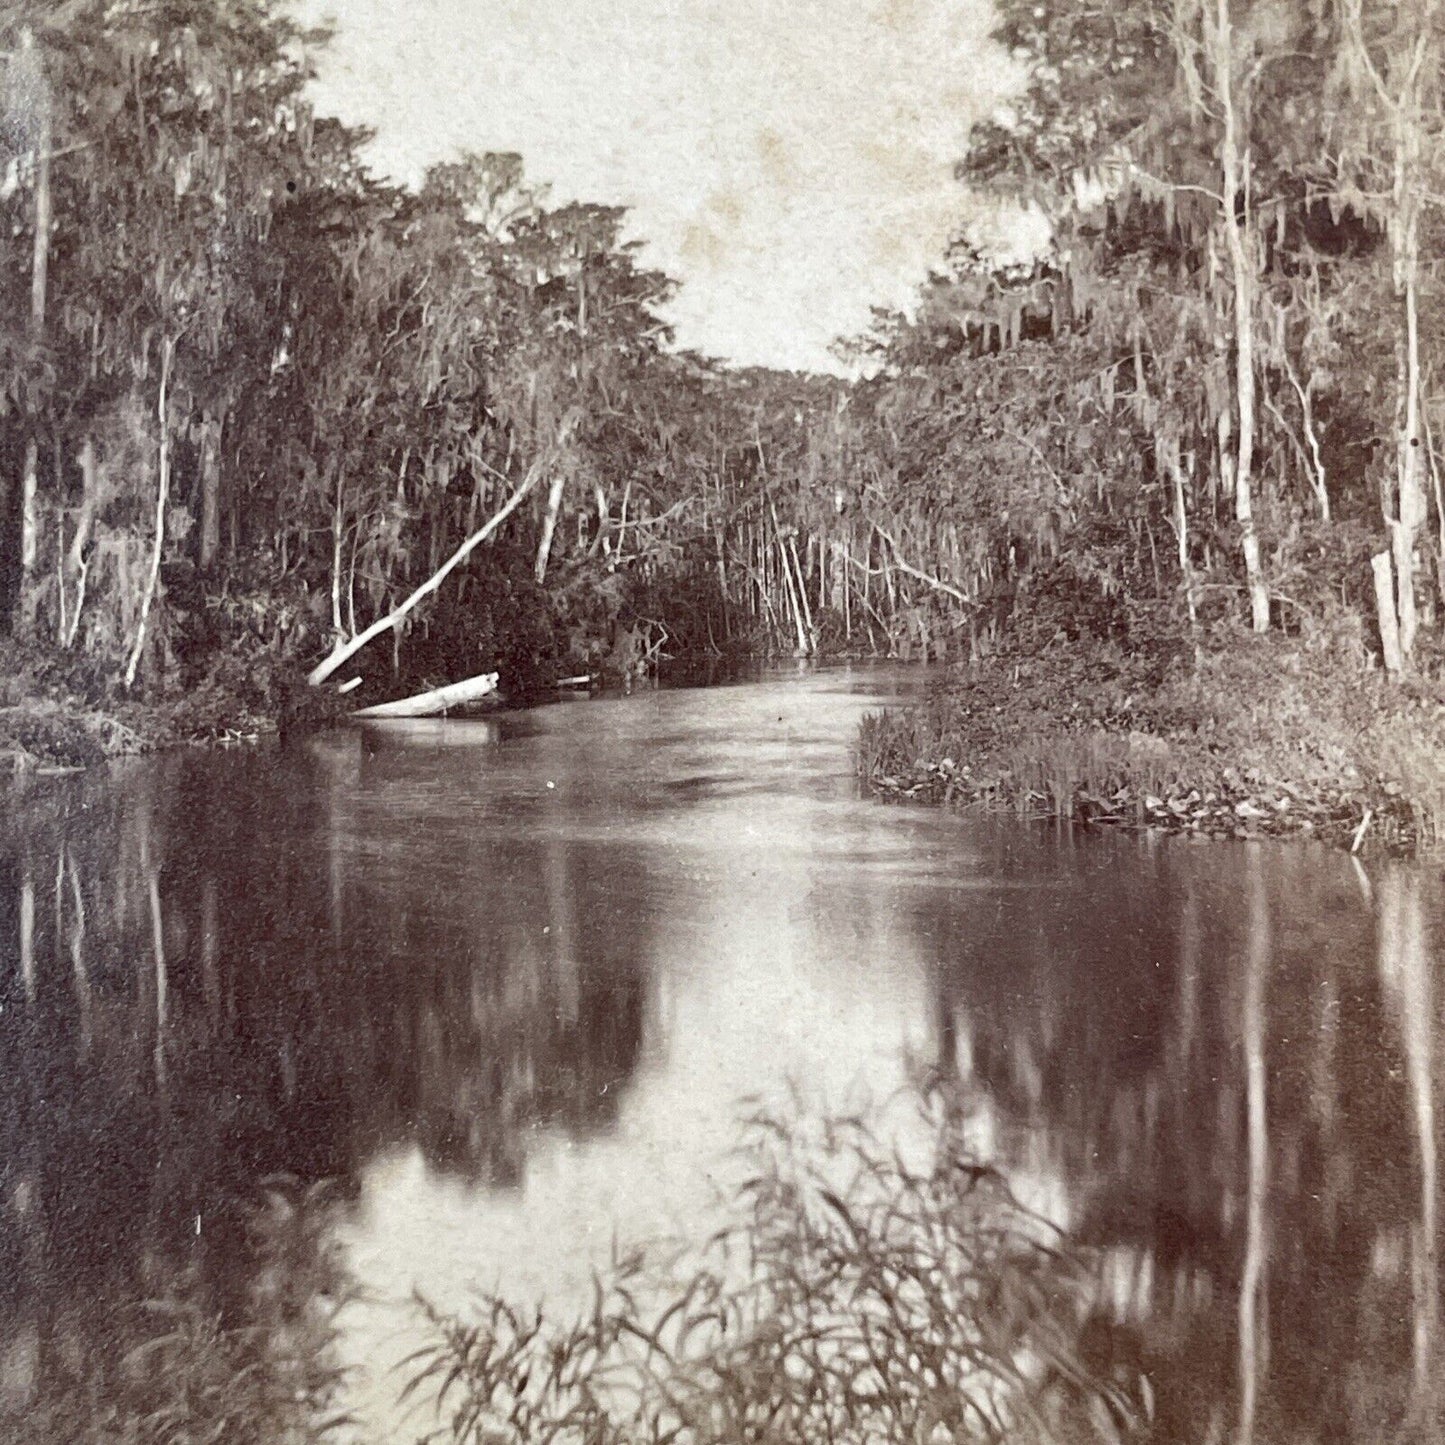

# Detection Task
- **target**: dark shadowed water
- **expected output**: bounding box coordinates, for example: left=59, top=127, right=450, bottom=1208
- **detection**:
left=1, top=664, right=1441, bottom=1441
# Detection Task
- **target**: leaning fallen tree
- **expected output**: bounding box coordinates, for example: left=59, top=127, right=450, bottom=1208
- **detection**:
left=306, top=463, right=547, bottom=689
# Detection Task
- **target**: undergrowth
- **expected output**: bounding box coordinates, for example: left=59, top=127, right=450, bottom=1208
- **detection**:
left=861, top=628, right=1445, bottom=853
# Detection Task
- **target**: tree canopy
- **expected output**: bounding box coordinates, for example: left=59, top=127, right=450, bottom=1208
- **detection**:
left=1, top=0, right=1442, bottom=700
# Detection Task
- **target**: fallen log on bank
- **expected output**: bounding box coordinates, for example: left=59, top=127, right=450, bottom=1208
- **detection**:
left=352, top=671, right=499, bottom=719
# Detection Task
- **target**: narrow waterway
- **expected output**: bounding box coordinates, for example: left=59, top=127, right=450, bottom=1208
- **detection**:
left=1, top=665, right=1440, bottom=1441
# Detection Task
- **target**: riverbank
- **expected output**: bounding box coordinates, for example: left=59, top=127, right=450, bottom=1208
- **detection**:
left=0, top=627, right=737, bottom=775
left=860, top=631, right=1445, bottom=854
left=0, top=640, right=302, bottom=774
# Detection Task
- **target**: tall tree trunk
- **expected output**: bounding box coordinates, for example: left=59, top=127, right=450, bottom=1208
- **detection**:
left=1424, top=371, right=1445, bottom=605
left=534, top=469, right=567, bottom=583
left=1391, top=208, right=1424, bottom=659
left=60, top=439, right=99, bottom=648
left=1215, top=0, right=1270, bottom=633
left=1163, top=435, right=1200, bottom=637
left=1344, top=0, right=1438, bottom=664
left=1373, top=550, right=1405, bottom=673
left=330, top=462, right=346, bottom=638
left=125, top=336, right=175, bottom=689
left=198, top=411, right=222, bottom=571
left=18, top=57, right=51, bottom=637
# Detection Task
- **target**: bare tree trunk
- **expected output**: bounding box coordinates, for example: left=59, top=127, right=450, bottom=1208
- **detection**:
left=1214, top=0, right=1269, bottom=633
left=308, top=463, right=545, bottom=687
left=714, top=523, right=730, bottom=635
left=330, top=464, right=345, bottom=638
left=61, top=439, right=99, bottom=648
left=771, top=503, right=810, bottom=655
left=18, top=67, right=51, bottom=635
left=1421, top=370, right=1445, bottom=605
left=1343, top=0, right=1437, bottom=663
left=1284, top=358, right=1330, bottom=521
left=1163, top=435, right=1200, bottom=636
left=198, top=411, right=222, bottom=571
left=1373, top=550, right=1405, bottom=673
left=787, top=535, right=814, bottom=643
left=19, top=441, right=40, bottom=634
left=125, top=336, right=175, bottom=689
left=534, top=469, right=567, bottom=583
left=1392, top=231, right=1424, bottom=658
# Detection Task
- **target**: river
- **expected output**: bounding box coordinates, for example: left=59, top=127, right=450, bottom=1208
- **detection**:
left=1, top=664, right=1440, bottom=1442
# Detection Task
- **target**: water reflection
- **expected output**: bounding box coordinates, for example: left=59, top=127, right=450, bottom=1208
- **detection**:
left=928, top=832, right=1442, bottom=1443
left=0, top=668, right=1440, bottom=1442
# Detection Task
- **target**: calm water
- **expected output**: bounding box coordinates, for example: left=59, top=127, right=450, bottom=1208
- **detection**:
left=1, top=664, right=1441, bottom=1440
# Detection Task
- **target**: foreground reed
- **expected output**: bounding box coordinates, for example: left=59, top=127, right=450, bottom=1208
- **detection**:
left=406, top=1100, right=1148, bottom=1444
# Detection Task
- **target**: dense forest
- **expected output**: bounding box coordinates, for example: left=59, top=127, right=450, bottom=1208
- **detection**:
left=0, top=0, right=1442, bottom=733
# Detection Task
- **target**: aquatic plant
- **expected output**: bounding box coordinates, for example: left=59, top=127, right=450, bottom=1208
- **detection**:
left=406, top=1099, right=1150, bottom=1444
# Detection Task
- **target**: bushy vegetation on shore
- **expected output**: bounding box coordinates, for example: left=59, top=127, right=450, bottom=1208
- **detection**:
left=861, top=621, right=1445, bottom=854
left=406, top=1104, right=1148, bottom=1445
left=14, top=1100, right=1152, bottom=1445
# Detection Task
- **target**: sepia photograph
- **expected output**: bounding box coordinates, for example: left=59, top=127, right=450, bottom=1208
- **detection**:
left=0, top=0, right=1443, bottom=1440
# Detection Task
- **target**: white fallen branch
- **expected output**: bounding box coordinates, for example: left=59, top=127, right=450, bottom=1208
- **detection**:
left=352, top=671, right=499, bottom=719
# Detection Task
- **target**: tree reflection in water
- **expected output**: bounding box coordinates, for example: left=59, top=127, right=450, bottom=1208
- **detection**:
left=0, top=729, right=1440, bottom=1442
left=926, top=828, right=1442, bottom=1444
left=0, top=738, right=649, bottom=1431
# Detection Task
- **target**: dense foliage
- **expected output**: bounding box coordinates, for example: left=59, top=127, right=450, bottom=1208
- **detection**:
left=1, top=0, right=1443, bottom=714
left=0, top=1, right=843, bottom=703
left=842, top=0, right=1445, bottom=675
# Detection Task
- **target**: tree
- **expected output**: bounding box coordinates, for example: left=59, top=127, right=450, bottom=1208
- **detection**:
left=1329, top=0, right=1445, bottom=665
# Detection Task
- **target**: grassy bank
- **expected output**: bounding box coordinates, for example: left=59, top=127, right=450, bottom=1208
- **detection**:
left=860, top=631, right=1445, bottom=854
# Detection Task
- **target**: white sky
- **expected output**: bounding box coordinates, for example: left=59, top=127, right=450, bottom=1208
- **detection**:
left=292, top=0, right=1015, bottom=374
